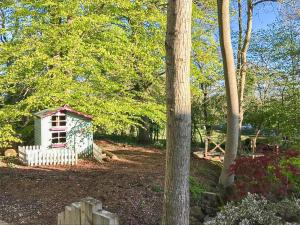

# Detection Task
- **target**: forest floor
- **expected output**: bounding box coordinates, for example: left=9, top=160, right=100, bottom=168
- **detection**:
left=0, top=140, right=221, bottom=225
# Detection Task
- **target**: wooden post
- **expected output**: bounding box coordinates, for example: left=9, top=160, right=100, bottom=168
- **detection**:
left=57, top=212, right=64, bottom=225
left=93, top=210, right=119, bottom=225
left=80, top=197, right=102, bottom=225
left=64, top=206, right=72, bottom=225
left=58, top=197, right=119, bottom=225
left=204, top=138, right=208, bottom=157
left=71, top=202, right=81, bottom=225
left=275, top=145, right=279, bottom=155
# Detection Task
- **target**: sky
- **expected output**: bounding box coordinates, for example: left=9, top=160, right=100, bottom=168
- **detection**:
left=252, top=3, right=279, bottom=30
left=231, top=1, right=280, bottom=32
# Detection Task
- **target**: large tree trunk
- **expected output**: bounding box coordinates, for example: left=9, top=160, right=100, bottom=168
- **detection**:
left=163, top=0, right=192, bottom=224
left=217, top=0, right=240, bottom=187
left=238, top=0, right=253, bottom=150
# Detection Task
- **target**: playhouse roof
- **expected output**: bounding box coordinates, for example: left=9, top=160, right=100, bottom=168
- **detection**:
left=34, top=105, right=93, bottom=120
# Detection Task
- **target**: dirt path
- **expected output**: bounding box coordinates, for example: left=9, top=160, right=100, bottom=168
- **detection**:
left=0, top=140, right=220, bottom=225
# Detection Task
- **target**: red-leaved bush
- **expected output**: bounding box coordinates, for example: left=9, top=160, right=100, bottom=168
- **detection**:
left=230, top=150, right=300, bottom=201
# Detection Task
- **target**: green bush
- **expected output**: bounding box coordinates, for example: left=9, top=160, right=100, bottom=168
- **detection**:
left=189, top=176, right=206, bottom=202
left=0, top=125, right=21, bottom=149
left=281, top=156, right=300, bottom=196
left=204, top=193, right=300, bottom=225
left=151, top=184, right=164, bottom=193
left=152, top=140, right=166, bottom=149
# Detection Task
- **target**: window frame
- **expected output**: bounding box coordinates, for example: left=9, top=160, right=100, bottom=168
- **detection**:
left=51, top=131, right=67, bottom=147
left=51, top=113, right=66, bottom=127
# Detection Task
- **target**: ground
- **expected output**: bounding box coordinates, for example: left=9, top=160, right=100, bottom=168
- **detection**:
left=0, top=140, right=221, bottom=225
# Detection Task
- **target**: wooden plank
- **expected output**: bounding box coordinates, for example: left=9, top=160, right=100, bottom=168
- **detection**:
left=57, top=212, right=64, bottom=225
left=64, top=206, right=72, bottom=225
left=71, top=202, right=81, bottom=225
left=81, top=197, right=102, bottom=225
left=93, top=210, right=119, bottom=225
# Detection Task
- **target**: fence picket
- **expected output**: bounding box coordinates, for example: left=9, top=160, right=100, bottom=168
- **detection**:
left=18, top=145, right=77, bottom=166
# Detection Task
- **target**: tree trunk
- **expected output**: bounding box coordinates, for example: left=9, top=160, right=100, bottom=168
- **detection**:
left=238, top=0, right=253, bottom=151
left=253, top=128, right=261, bottom=153
left=217, top=0, right=240, bottom=187
left=236, top=0, right=243, bottom=74
left=137, top=116, right=151, bottom=144
left=201, top=84, right=211, bottom=138
left=163, top=0, right=192, bottom=224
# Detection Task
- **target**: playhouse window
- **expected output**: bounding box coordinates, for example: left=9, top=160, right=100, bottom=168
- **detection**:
left=52, top=132, right=66, bottom=144
left=51, top=115, right=66, bottom=127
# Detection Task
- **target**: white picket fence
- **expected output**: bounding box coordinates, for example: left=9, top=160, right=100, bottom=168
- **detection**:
left=18, top=146, right=78, bottom=166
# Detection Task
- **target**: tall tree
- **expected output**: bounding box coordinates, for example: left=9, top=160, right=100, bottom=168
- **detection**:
left=236, top=0, right=281, bottom=150
left=0, top=0, right=167, bottom=147
left=163, top=0, right=192, bottom=224
left=217, top=0, right=240, bottom=187
left=237, top=0, right=253, bottom=150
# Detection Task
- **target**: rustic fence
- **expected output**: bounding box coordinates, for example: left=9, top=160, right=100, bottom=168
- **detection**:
left=18, top=146, right=77, bottom=166
left=58, top=197, right=119, bottom=225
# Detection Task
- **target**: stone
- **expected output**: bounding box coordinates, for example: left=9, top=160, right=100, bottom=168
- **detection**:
left=200, top=192, right=223, bottom=217
left=111, top=155, right=119, bottom=160
left=190, top=206, right=205, bottom=221
left=190, top=216, right=201, bottom=225
left=4, top=149, right=17, bottom=157
left=204, top=215, right=212, bottom=223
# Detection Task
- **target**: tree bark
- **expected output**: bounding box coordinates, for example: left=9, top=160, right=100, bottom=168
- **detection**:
left=201, top=84, right=211, bottom=138
left=236, top=0, right=243, bottom=75
left=217, top=0, right=240, bottom=187
left=137, top=116, right=151, bottom=144
left=163, top=0, right=192, bottom=224
left=238, top=0, right=253, bottom=150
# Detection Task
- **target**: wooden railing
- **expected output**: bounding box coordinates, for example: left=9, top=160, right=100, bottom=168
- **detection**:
left=18, top=146, right=77, bottom=166
left=204, top=138, right=225, bottom=157
left=58, top=197, right=119, bottom=225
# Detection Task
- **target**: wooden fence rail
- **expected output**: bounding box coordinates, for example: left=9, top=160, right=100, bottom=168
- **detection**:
left=18, top=146, right=77, bottom=166
left=58, top=197, right=119, bottom=225
left=204, top=138, right=225, bottom=157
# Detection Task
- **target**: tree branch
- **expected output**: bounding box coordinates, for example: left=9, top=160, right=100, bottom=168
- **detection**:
left=253, top=0, right=277, bottom=7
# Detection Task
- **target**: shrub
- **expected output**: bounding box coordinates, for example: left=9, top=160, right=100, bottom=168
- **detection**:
left=230, top=150, right=300, bottom=200
left=152, top=140, right=166, bottom=149
left=204, top=193, right=300, bottom=225
left=280, top=156, right=300, bottom=196
left=0, top=124, right=22, bottom=149
left=189, top=176, right=206, bottom=203
left=151, top=184, right=164, bottom=193
left=272, top=198, right=300, bottom=223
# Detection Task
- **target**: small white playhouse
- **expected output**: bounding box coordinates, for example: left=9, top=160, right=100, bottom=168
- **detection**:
left=19, top=105, right=96, bottom=166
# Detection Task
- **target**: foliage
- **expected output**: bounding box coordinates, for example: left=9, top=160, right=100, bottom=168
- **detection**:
left=244, top=17, right=300, bottom=140
left=273, top=198, right=300, bottom=223
left=151, top=184, right=164, bottom=193
left=204, top=193, right=300, bottom=225
left=0, top=0, right=220, bottom=145
left=0, top=156, right=20, bottom=168
left=189, top=176, right=206, bottom=202
left=190, top=1, right=224, bottom=142
left=281, top=156, right=300, bottom=194
left=0, top=0, right=167, bottom=143
left=0, top=124, right=22, bottom=148
left=230, top=150, right=300, bottom=200
left=152, top=140, right=166, bottom=149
